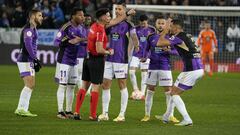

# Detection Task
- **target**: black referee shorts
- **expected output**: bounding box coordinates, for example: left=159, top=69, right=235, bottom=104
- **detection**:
left=82, top=55, right=105, bottom=84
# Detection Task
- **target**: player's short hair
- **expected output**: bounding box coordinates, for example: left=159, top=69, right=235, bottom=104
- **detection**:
left=116, top=1, right=126, bottom=7
left=172, top=18, right=184, bottom=28
left=96, top=8, right=109, bottom=19
left=28, top=9, right=41, bottom=19
left=139, top=14, right=148, bottom=21
left=70, top=7, right=83, bottom=18
left=155, top=14, right=165, bottom=20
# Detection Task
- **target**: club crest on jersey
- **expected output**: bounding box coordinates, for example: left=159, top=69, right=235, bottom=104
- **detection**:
left=26, top=31, right=32, bottom=37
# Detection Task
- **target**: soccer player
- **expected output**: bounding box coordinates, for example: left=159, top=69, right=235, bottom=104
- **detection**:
left=129, top=14, right=155, bottom=100
left=140, top=16, right=179, bottom=123
left=76, top=14, right=93, bottom=89
left=157, top=18, right=204, bottom=126
left=14, top=9, right=43, bottom=117
left=98, top=2, right=139, bottom=122
left=54, top=7, right=85, bottom=119
left=73, top=8, right=133, bottom=120
left=197, top=21, right=217, bottom=76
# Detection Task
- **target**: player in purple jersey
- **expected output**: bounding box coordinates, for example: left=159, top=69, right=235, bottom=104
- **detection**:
left=15, top=9, right=43, bottom=117
left=157, top=18, right=204, bottom=126
left=76, top=14, right=93, bottom=90
left=140, top=16, right=179, bottom=123
left=99, top=2, right=139, bottom=122
left=129, top=14, right=155, bottom=100
left=54, top=8, right=86, bottom=119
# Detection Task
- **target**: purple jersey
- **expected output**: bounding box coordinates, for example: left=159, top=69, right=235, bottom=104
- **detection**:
left=133, top=25, right=155, bottom=58
left=168, top=32, right=203, bottom=71
left=106, top=21, right=135, bottom=63
left=77, top=25, right=89, bottom=58
left=146, top=33, right=177, bottom=70
left=54, top=21, right=82, bottom=66
left=17, top=23, right=38, bottom=62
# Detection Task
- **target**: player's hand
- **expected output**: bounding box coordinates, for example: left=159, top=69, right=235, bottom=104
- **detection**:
left=127, top=9, right=136, bottom=16
left=140, top=58, right=147, bottom=62
left=108, top=48, right=114, bottom=55
left=134, top=46, right=140, bottom=52
left=162, top=46, right=171, bottom=52
left=214, top=47, right=218, bottom=53
left=68, top=35, right=81, bottom=45
left=33, top=58, right=42, bottom=72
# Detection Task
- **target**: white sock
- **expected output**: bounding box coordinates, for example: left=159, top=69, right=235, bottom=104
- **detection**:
left=145, top=90, right=154, bottom=116
left=172, top=95, right=192, bottom=122
left=77, top=72, right=82, bottom=89
left=66, top=85, right=75, bottom=112
left=165, top=91, right=175, bottom=117
left=57, top=84, right=66, bottom=112
left=141, top=71, right=148, bottom=95
left=102, top=89, right=111, bottom=114
left=17, top=86, right=32, bottom=111
left=119, top=88, right=128, bottom=117
left=129, top=70, right=139, bottom=90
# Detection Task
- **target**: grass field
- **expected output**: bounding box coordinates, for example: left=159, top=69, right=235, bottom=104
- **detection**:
left=0, top=65, right=240, bottom=135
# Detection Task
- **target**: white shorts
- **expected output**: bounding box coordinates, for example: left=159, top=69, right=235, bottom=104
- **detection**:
left=77, top=58, right=84, bottom=75
left=104, top=62, right=128, bottom=80
left=17, top=62, right=35, bottom=77
left=55, top=62, right=78, bottom=84
left=174, top=69, right=204, bottom=90
left=146, top=70, right=173, bottom=86
left=129, top=56, right=150, bottom=70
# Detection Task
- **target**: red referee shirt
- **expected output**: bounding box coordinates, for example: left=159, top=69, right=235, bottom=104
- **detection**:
left=87, top=22, right=108, bottom=56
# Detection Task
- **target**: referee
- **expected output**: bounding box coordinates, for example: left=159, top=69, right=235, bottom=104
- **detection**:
left=74, top=8, right=114, bottom=120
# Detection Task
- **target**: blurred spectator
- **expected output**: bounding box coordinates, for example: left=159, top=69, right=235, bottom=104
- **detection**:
left=227, top=22, right=240, bottom=39
left=50, top=1, right=65, bottom=28
left=40, top=0, right=53, bottom=28
left=0, top=11, right=10, bottom=28
left=11, top=2, right=26, bottom=27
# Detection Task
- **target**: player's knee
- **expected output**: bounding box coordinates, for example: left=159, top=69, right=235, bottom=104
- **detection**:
left=25, top=83, right=35, bottom=89
left=163, top=86, right=172, bottom=92
left=118, top=79, right=127, bottom=90
left=102, top=79, right=111, bottom=89
left=147, top=85, right=155, bottom=91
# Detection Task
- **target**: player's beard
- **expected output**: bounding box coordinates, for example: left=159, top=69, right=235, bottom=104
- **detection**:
left=157, top=28, right=163, bottom=33
left=35, top=18, right=42, bottom=26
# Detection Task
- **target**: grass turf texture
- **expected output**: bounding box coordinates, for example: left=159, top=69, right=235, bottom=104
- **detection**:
left=0, top=65, right=239, bottom=135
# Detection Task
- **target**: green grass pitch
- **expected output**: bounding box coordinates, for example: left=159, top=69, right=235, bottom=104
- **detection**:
left=0, top=65, right=239, bottom=135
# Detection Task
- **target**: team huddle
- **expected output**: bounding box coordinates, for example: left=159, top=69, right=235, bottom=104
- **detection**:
left=14, top=2, right=204, bottom=127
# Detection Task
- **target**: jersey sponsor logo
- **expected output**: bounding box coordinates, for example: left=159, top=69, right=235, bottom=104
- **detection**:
left=26, top=31, right=32, bottom=37
left=140, top=36, right=147, bottom=42
left=112, top=33, right=120, bottom=41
